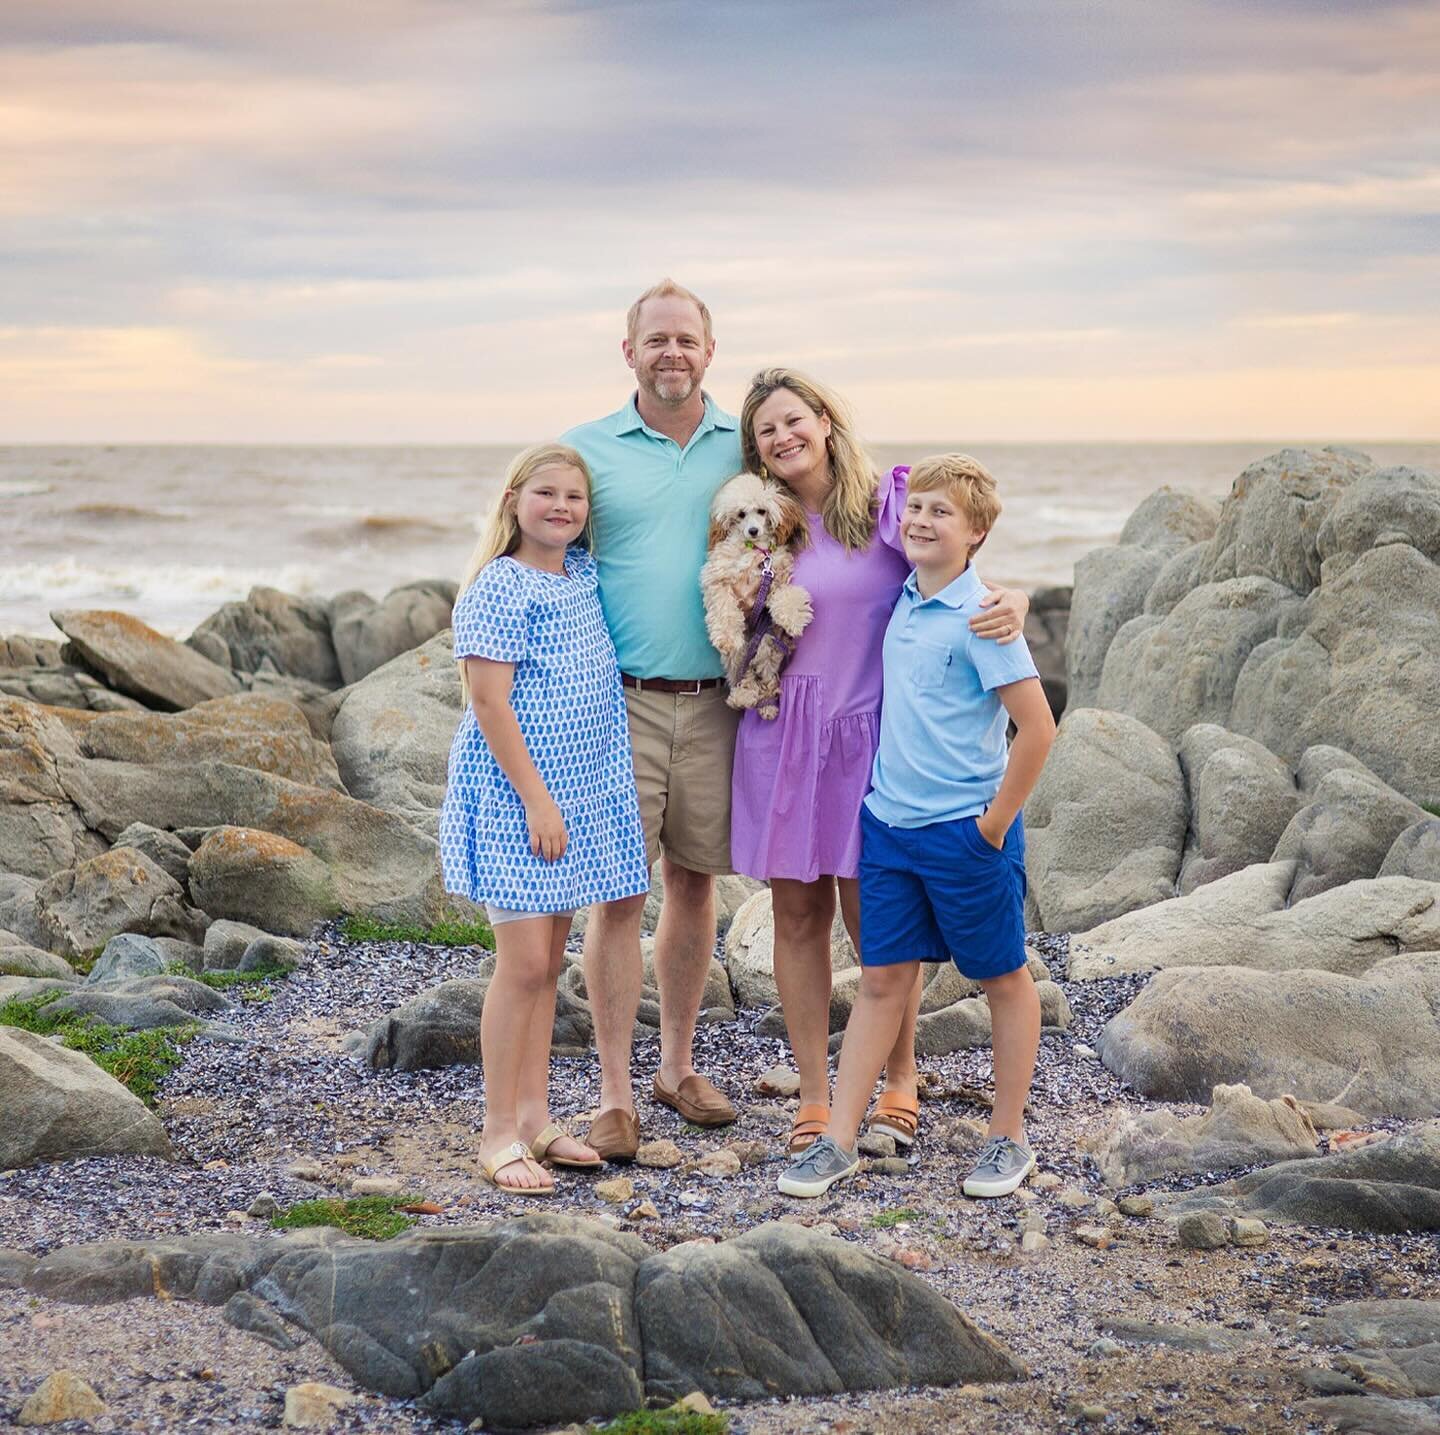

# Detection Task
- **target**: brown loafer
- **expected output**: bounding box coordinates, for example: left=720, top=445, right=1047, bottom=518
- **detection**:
left=586, top=1107, right=640, bottom=1163
left=652, top=1073, right=737, bottom=1127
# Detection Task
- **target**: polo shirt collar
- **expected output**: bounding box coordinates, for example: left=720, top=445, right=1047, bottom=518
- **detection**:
left=614, top=391, right=736, bottom=439
left=902, top=564, right=984, bottom=608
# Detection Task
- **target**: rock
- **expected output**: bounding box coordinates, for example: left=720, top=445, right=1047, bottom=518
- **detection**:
left=1316, top=464, right=1440, bottom=577
left=630, top=1201, right=660, bottom=1221
left=1298, top=1099, right=1369, bottom=1131
left=1117, top=1195, right=1154, bottom=1218
left=858, top=1131, right=897, bottom=1159
left=247, top=1194, right=280, bottom=1218
left=330, top=581, right=455, bottom=686
left=914, top=980, right=1070, bottom=1056
left=1023, top=585, right=1070, bottom=718
left=1194, top=445, right=1374, bottom=595
left=1019, top=1231, right=1049, bottom=1253
left=330, top=631, right=459, bottom=838
left=0, top=930, right=75, bottom=981
left=238, top=934, right=302, bottom=972
left=1298, top=1394, right=1440, bottom=1434
left=723, top=888, right=856, bottom=1009
left=1176, top=724, right=1300, bottom=894
left=0, top=1248, right=40, bottom=1288
left=635, top=1140, right=683, bottom=1170
left=85, top=932, right=171, bottom=985
left=203, top=918, right=271, bottom=969
left=1031, top=1172, right=1060, bottom=1191
left=287, top=1159, right=326, bottom=1182
left=595, top=1177, right=635, bottom=1204
left=1230, top=543, right=1440, bottom=809
left=1098, top=1316, right=1255, bottom=1353
left=48, top=972, right=231, bottom=1029
left=1166, top=1121, right=1440, bottom=1233
left=224, top=1289, right=300, bottom=1351
left=52, top=607, right=240, bottom=709
left=349, top=1176, right=403, bottom=1197
left=1142, top=543, right=1209, bottom=616
left=1066, top=544, right=1177, bottom=710
left=1086, top=1082, right=1319, bottom=1187
left=867, top=1156, right=910, bottom=1175
left=754, top=1065, right=802, bottom=1098
left=1070, top=870, right=1440, bottom=980
left=17, top=1370, right=106, bottom=1426
left=77, top=694, right=342, bottom=791
left=110, top=822, right=196, bottom=887
left=283, top=1381, right=354, bottom=1428
left=1381, top=820, right=1440, bottom=883
left=1073, top=1225, right=1113, bottom=1249
left=1273, top=766, right=1430, bottom=903
left=1069, top=1402, right=1111, bottom=1423
left=1087, top=1336, right=1123, bottom=1357
left=1228, top=1217, right=1268, bottom=1246
left=1073, top=1042, right=1097, bottom=1061
left=1057, top=1187, right=1092, bottom=1210
left=1119, top=487, right=1222, bottom=550
left=1023, top=708, right=1187, bottom=933
left=1099, top=954, right=1440, bottom=1117
left=1300, top=1299, right=1440, bottom=1352
left=34, top=848, right=207, bottom=959
left=1097, top=576, right=1301, bottom=745
left=188, top=826, right=340, bottom=937
left=0, top=1026, right=173, bottom=1168
left=189, top=587, right=342, bottom=688
left=1176, top=1211, right=1228, bottom=1250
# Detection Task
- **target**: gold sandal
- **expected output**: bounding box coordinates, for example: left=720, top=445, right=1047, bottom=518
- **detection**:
left=529, top=1122, right=603, bottom=1171
left=788, top=1103, right=830, bottom=1155
left=481, top=1141, right=555, bottom=1196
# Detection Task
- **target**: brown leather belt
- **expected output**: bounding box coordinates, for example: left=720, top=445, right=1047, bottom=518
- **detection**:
left=621, top=673, right=724, bottom=695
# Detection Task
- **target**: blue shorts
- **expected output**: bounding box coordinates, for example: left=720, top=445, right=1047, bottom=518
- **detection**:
left=858, top=806, right=1028, bottom=980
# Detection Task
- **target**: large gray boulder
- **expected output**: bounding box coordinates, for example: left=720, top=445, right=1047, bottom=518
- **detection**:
left=1382, top=821, right=1440, bottom=883
left=1167, top=1122, right=1440, bottom=1234
left=1272, top=766, right=1430, bottom=903
left=1316, top=465, right=1440, bottom=578
left=1023, top=708, right=1187, bottom=934
left=34, top=847, right=208, bottom=959
left=1098, top=954, right=1440, bottom=1116
left=330, top=580, right=456, bottom=686
left=1118, top=486, right=1221, bottom=549
left=1069, top=870, right=1440, bottom=979
left=1177, top=725, right=1299, bottom=894
left=1065, top=545, right=1175, bottom=710
left=188, top=826, right=342, bottom=936
left=110, top=822, right=196, bottom=888
left=47, top=972, right=231, bottom=1029
left=187, top=586, right=342, bottom=688
left=1142, top=543, right=1208, bottom=617
left=0, top=874, right=46, bottom=949
left=1096, top=576, right=1301, bottom=744
left=51, top=608, right=240, bottom=710
left=0, top=929, right=76, bottom=981
left=84, top=932, right=171, bottom=985
left=0, top=1025, right=173, bottom=1167
left=330, top=631, right=459, bottom=837
left=1230, top=542, right=1440, bottom=809
left=1193, top=445, right=1374, bottom=595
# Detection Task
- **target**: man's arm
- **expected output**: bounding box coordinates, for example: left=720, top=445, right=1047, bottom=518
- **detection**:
left=971, top=583, right=1030, bottom=645
left=976, top=676, right=1056, bottom=850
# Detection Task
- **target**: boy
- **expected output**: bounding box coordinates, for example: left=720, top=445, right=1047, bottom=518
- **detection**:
left=778, top=453, right=1056, bottom=1199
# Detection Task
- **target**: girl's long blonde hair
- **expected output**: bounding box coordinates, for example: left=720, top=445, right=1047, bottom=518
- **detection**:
left=455, top=442, right=594, bottom=698
left=740, top=367, right=878, bottom=552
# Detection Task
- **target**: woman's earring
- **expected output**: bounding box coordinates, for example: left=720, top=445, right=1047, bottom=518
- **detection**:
left=759, top=464, right=768, bottom=480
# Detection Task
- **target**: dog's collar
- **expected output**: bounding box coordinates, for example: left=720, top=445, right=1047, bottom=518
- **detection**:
left=743, top=540, right=772, bottom=555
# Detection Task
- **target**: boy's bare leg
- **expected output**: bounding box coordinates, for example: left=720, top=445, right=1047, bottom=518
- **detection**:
left=517, top=914, right=597, bottom=1164
left=827, top=961, right=922, bottom=1151
left=583, top=891, right=646, bottom=1116
left=979, top=966, right=1041, bottom=1146
left=654, top=857, right=718, bottom=1093
left=771, top=877, right=837, bottom=1111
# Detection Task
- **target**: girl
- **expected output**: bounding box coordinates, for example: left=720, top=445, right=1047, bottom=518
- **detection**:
left=439, top=443, right=649, bottom=1194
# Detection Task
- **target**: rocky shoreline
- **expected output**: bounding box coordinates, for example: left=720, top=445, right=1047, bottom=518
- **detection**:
left=4, top=445, right=1440, bottom=1432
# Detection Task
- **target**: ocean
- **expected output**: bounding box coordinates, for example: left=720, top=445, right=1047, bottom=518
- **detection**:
left=3, top=442, right=1436, bottom=641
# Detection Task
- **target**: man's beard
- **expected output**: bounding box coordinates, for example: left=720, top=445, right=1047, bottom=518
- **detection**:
left=646, top=367, right=696, bottom=404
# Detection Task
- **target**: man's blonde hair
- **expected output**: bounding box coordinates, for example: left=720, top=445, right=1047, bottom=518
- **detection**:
left=907, top=453, right=1002, bottom=557
left=626, top=278, right=713, bottom=345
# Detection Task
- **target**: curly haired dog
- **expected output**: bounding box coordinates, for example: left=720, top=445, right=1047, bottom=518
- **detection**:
left=700, top=472, right=814, bottom=720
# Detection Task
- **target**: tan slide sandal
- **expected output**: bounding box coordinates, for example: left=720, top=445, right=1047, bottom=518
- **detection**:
left=529, top=1122, right=603, bottom=1170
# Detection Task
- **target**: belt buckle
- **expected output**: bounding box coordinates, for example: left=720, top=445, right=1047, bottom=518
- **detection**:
left=679, top=679, right=703, bottom=696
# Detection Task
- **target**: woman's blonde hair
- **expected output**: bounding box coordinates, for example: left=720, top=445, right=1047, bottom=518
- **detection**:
left=739, top=367, right=878, bottom=552
left=455, top=442, right=593, bottom=697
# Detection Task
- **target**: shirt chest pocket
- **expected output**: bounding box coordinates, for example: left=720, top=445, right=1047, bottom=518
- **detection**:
left=908, top=638, right=952, bottom=691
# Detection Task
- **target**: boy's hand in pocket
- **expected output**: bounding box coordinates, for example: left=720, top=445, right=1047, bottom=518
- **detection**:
left=526, top=797, right=568, bottom=862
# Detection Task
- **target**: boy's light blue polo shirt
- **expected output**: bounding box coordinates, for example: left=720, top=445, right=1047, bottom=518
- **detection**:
left=562, top=393, right=740, bottom=680
left=865, top=565, right=1040, bottom=829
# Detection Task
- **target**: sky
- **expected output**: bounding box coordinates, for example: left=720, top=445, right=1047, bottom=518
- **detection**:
left=1, top=0, right=1438, bottom=442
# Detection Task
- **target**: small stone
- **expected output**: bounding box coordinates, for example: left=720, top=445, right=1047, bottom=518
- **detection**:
left=1018, top=1209, right=1047, bottom=1236
left=1093, top=1197, right=1118, bottom=1218
left=865, top=1156, right=910, bottom=1176
left=1074, top=1224, right=1114, bottom=1250
left=1329, top=1128, right=1387, bottom=1152
left=286, top=1158, right=325, bottom=1182
left=1073, top=1043, right=1098, bottom=1060
left=247, top=1193, right=279, bottom=1219
left=1031, top=1172, right=1061, bottom=1191
left=1057, top=1186, right=1092, bottom=1209
left=858, top=1131, right=897, bottom=1159
left=1013, top=1187, right=1038, bottom=1204
left=879, top=1241, right=934, bottom=1272
left=348, top=1175, right=402, bottom=1197
left=1069, top=1402, right=1110, bottom=1422
left=283, top=1382, right=353, bottom=1428
left=18, top=1371, right=106, bottom=1426
left=725, top=1139, right=769, bottom=1168
left=810, top=1220, right=839, bottom=1237
left=675, top=1392, right=716, bottom=1414
left=224, top=1209, right=250, bottom=1223
left=694, top=1149, right=742, bottom=1178
left=1117, top=1194, right=1154, bottom=1218
left=1088, top=1337, right=1123, bottom=1358
left=629, top=1200, right=660, bottom=1221
left=753, top=1065, right=802, bottom=1098
left=635, top=1140, right=683, bottom=1169
left=1177, top=1211, right=1229, bottom=1250
left=1229, top=1217, right=1269, bottom=1247
left=203, top=1158, right=229, bottom=1171
left=595, top=1177, right=634, bottom=1204
left=1020, top=1230, right=1050, bottom=1253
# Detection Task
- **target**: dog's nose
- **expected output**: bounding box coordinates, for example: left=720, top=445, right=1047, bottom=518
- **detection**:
left=746, top=525, right=761, bottom=537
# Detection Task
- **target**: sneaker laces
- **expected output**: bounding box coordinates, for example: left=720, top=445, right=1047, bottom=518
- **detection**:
left=975, top=1136, right=1012, bottom=1168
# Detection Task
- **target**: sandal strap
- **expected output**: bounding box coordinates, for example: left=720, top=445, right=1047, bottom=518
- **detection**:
left=483, top=1141, right=540, bottom=1181
left=869, top=1093, right=919, bottom=1135
left=794, top=1103, right=830, bottom=1125
left=527, top=1123, right=565, bottom=1161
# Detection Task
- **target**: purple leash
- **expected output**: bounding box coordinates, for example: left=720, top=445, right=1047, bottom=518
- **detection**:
left=737, top=551, right=795, bottom=676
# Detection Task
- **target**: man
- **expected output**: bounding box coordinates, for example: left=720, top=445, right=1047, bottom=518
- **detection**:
left=562, top=279, right=742, bottom=1160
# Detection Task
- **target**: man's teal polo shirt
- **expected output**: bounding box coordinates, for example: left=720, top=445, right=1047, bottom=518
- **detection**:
left=563, top=393, right=740, bottom=679
left=865, top=565, right=1039, bottom=828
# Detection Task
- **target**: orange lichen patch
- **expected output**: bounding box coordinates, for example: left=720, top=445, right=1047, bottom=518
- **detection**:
left=195, top=826, right=312, bottom=867
left=0, top=699, right=74, bottom=804
left=38, top=705, right=104, bottom=731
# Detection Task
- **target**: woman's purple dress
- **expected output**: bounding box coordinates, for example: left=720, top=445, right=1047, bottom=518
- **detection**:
left=731, top=466, right=911, bottom=882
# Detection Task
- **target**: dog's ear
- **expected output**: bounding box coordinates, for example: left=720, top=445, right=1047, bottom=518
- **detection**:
left=771, top=488, right=808, bottom=550
left=707, top=516, right=731, bottom=549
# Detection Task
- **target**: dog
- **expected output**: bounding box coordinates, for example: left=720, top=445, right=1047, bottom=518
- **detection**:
left=700, top=471, right=813, bottom=720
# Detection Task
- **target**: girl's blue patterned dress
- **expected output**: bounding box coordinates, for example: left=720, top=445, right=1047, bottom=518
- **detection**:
left=439, top=548, right=649, bottom=912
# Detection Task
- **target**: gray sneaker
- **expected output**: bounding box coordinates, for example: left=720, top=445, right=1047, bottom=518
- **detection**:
left=777, top=1134, right=860, bottom=1198
left=962, top=1137, right=1036, bottom=1198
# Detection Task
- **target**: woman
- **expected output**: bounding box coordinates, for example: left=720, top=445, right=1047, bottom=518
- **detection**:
left=730, top=368, right=1029, bottom=1153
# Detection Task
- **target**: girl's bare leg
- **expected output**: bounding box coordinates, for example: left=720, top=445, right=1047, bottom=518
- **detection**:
left=828, top=961, right=922, bottom=1150
left=770, top=877, right=838, bottom=1111
left=517, top=913, right=598, bottom=1164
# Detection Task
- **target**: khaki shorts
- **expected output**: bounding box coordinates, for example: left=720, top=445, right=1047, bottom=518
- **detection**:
left=624, top=684, right=740, bottom=875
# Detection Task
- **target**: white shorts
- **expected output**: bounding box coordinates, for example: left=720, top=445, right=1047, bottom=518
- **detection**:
left=484, top=905, right=576, bottom=928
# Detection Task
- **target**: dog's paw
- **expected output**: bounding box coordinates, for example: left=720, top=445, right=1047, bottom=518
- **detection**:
left=769, top=584, right=813, bottom=636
